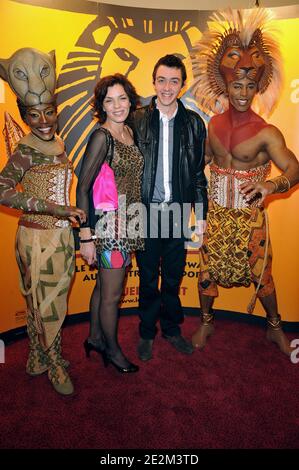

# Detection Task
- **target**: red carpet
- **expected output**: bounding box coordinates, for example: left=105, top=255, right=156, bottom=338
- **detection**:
left=1, top=315, right=299, bottom=449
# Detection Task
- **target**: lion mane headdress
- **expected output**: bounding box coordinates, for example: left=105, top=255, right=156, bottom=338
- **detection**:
left=191, top=8, right=283, bottom=117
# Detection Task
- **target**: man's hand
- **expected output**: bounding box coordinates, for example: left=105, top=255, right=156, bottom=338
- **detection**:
left=239, top=181, right=275, bottom=206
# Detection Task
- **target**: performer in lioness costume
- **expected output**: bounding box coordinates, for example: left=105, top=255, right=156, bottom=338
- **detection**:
left=0, top=48, right=86, bottom=394
left=191, top=9, right=299, bottom=355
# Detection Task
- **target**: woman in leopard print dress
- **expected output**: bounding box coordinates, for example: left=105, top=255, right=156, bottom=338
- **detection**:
left=77, top=74, right=144, bottom=373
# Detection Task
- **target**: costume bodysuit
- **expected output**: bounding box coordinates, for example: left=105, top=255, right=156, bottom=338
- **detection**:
left=0, top=132, right=74, bottom=350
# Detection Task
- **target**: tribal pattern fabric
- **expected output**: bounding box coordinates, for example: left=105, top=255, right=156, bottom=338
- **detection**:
left=26, top=312, right=49, bottom=375
left=199, top=200, right=274, bottom=297
left=209, top=162, right=271, bottom=209
left=16, top=226, right=75, bottom=350
left=0, top=141, right=72, bottom=229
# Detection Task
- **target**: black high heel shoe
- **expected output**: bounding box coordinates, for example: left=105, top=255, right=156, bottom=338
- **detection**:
left=84, top=339, right=108, bottom=367
left=83, top=339, right=104, bottom=357
left=106, top=353, right=139, bottom=373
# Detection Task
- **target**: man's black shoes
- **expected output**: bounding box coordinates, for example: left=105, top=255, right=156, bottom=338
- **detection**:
left=138, top=335, right=194, bottom=361
left=138, top=338, right=154, bottom=361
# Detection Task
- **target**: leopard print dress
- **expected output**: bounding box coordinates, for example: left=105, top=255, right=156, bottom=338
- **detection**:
left=94, top=136, right=144, bottom=254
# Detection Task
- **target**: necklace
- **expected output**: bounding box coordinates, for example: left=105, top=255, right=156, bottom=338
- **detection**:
left=105, top=125, right=132, bottom=145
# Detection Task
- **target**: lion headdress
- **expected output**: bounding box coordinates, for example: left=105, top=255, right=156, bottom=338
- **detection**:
left=0, top=48, right=57, bottom=156
left=0, top=48, right=56, bottom=106
left=191, top=8, right=283, bottom=117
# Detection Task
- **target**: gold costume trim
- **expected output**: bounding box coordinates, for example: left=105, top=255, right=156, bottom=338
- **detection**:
left=267, top=175, right=291, bottom=193
left=210, top=162, right=271, bottom=209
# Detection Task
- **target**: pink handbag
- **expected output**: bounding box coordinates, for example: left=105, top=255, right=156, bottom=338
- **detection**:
left=93, top=161, right=118, bottom=212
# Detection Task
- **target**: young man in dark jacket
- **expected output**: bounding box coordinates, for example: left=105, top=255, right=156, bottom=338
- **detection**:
left=130, top=54, right=207, bottom=361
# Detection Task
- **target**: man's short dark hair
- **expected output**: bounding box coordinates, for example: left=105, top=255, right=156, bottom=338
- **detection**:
left=152, top=54, right=187, bottom=86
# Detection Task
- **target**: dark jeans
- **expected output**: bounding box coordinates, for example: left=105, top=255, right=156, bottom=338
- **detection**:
left=136, top=206, right=186, bottom=339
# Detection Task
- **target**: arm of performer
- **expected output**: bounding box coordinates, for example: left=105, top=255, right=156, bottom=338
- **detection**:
left=193, top=118, right=208, bottom=241
left=195, top=120, right=208, bottom=214
left=204, top=138, right=213, bottom=165
left=240, top=126, right=299, bottom=205
left=76, top=128, right=109, bottom=265
left=0, top=148, right=86, bottom=223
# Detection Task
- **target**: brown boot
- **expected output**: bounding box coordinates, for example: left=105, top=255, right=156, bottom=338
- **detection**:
left=47, top=331, right=74, bottom=395
left=26, top=313, right=49, bottom=376
left=192, top=311, right=215, bottom=350
left=266, top=315, right=293, bottom=356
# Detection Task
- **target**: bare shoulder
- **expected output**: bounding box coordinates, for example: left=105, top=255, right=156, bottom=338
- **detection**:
left=208, top=113, right=227, bottom=133
left=208, top=117, right=216, bottom=134
left=260, top=124, right=285, bottom=143
left=209, top=113, right=223, bottom=126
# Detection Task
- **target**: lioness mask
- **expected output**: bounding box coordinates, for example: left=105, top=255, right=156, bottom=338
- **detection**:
left=0, top=48, right=56, bottom=106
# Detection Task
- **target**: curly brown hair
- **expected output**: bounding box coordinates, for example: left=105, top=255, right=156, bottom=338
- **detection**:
left=92, top=74, right=139, bottom=123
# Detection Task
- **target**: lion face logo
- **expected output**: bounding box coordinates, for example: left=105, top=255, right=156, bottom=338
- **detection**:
left=0, top=48, right=56, bottom=106
left=56, top=6, right=209, bottom=174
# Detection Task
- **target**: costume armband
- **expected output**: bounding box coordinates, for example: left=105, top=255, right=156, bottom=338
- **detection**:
left=266, top=175, right=290, bottom=193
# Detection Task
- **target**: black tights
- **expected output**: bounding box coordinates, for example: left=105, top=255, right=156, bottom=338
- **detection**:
left=88, top=267, right=131, bottom=368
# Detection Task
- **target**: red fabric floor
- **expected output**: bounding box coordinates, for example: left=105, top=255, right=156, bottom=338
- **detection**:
left=1, top=315, right=298, bottom=449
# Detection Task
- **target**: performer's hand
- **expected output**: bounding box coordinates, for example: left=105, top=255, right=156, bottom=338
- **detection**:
left=80, top=242, right=97, bottom=266
left=68, top=206, right=86, bottom=225
left=239, top=181, right=275, bottom=206
left=58, top=205, right=86, bottom=225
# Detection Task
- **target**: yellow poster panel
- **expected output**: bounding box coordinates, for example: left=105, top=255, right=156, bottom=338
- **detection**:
left=0, top=1, right=298, bottom=333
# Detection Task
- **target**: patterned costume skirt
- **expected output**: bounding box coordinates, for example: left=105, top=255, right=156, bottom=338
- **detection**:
left=199, top=200, right=274, bottom=300
left=15, top=226, right=75, bottom=350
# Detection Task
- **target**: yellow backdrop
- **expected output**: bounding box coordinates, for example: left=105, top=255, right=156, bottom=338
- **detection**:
left=0, top=1, right=298, bottom=333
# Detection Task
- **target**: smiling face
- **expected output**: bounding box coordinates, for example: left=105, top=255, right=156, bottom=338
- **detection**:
left=227, top=78, right=258, bottom=112
left=25, top=103, right=58, bottom=140
left=153, top=65, right=183, bottom=113
left=102, top=83, right=131, bottom=125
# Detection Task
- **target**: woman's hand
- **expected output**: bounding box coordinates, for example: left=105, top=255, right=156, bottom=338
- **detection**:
left=80, top=241, right=97, bottom=266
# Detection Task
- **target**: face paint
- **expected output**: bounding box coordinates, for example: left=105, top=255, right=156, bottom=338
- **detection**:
left=25, top=103, right=57, bottom=141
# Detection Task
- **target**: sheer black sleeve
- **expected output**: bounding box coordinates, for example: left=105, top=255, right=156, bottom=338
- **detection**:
left=76, top=128, right=109, bottom=228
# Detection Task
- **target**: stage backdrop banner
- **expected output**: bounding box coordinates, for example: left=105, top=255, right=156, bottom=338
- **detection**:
left=0, top=0, right=298, bottom=333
